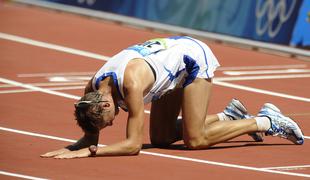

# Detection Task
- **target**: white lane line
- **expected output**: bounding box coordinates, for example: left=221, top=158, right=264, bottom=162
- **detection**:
left=4, top=76, right=310, bottom=119
left=0, top=77, right=152, bottom=114
left=1, top=32, right=309, bottom=102
left=213, top=80, right=310, bottom=102
left=0, top=82, right=87, bottom=88
left=217, top=64, right=307, bottom=71
left=0, top=170, right=49, bottom=180
left=0, top=77, right=309, bottom=177
left=1, top=32, right=307, bottom=74
left=0, top=127, right=77, bottom=143
left=214, top=74, right=310, bottom=81
left=0, top=86, right=85, bottom=94
left=261, top=165, right=310, bottom=171
left=48, top=76, right=91, bottom=82
left=2, top=74, right=310, bottom=104
left=1, top=126, right=310, bottom=178
left=0, top=77, right=80, bottom=100
left=223, top=69, right=310, bottom=76
left=0, top=32, right=110, bottom=61
left=18, top=72, right=95, bottom=78
left=2, top=76, right=308, bottom=138
left=1, top=29, right=309, bottom=178
left=287, top=112, right=310, bottom=117
left=0, top=78, right=309, bottom=177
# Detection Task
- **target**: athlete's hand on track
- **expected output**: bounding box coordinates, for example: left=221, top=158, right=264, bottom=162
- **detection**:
left=40, top=148, right=70, bottom=158
left=53, top=148, right=91, bottom=159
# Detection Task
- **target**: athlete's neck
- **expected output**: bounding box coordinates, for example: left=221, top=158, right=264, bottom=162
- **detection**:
left=98, top=77, right=113, bottom=95
left=98, top=76, right=121, bottom=102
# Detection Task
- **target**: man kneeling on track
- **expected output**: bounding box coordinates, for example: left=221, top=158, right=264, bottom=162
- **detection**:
left=41, top=36, right=304, bottom=159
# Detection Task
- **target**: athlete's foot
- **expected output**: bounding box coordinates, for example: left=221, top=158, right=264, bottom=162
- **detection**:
left=258, top=103, right=304, bottom=145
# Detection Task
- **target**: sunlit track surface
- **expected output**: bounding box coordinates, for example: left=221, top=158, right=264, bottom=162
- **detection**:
left=0, top=2, right=309, bottom=180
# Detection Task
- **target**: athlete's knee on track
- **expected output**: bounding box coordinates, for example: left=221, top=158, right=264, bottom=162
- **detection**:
left=183, top=136, right=211, bottom=150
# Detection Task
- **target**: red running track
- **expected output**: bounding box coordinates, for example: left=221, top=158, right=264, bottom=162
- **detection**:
left=0, top=2, right=309, bottom=180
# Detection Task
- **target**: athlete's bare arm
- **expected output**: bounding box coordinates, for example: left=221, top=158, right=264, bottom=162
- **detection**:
left=90, top=59, right=154, bottom=156
left=40, top=78, right=98, bottom=158
left=44, top=59, right=154, bottom=158
left=93, top=81, right=145, bottom=156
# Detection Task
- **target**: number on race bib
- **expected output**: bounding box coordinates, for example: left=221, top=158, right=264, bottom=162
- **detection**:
left=128, top=38, right=167, bottom=56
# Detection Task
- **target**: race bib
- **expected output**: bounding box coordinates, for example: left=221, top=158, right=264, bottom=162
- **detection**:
left=127, top=38, right=167, bottom=56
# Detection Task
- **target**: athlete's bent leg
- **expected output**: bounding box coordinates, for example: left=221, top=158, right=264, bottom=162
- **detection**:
left=182, top=78, right=259, bottom=149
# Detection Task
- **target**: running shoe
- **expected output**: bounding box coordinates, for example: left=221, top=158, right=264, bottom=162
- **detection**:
left=223, top=99, right=264, bottom=142
left=224, top=98, right=250, bottom=120
left=258, top=103, right=304, bottom=145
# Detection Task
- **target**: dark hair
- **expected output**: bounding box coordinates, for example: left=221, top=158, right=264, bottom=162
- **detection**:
left=74, top=91, right=104, bottom=134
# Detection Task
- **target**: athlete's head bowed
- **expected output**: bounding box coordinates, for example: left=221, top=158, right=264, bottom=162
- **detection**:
left=74, top=91, right=119, bottom=134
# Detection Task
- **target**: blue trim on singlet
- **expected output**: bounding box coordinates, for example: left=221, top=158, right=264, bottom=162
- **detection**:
left=168, top=36, right=184, bottom=40
left=95, top=72, right=129, bottom=111
left=95, top=72, right=128, bottom=112
left=169, top=36, right=210, bottom=78
left=164, top=66, right=185, bottom=81
left=183, top=55, right=200, bottom=87
left=95, top=72, right=124, bottom=100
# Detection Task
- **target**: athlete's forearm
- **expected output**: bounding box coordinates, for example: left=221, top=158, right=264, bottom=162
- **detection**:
left=95, top=139, right=142, bottom=156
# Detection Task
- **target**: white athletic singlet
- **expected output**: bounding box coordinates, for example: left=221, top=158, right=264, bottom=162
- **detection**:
left=92, top=36, right=220, bottom=111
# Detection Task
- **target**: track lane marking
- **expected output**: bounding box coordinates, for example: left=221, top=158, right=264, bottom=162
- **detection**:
left=0, top=77, right=309, bottom=178
left=1, top=31, right=307, bottom=73
left=0, top=86, right=85, bottom=94
left=215, top=74, right=310, bottom=81
left=1, top=33, right=310, bottom=177
left=1, top=32, right=307, bottom=72
left=1, top=76, right=308, bottom=139
left=261, top=165, right=310, bottom=171
left=0, top=77, right=80, bottom=100
left=5, top=75, right=306, bottom=130
left=223, top=69, right=310, bottom=76
left=217, top=64, right=307, bottom=71
left=0, top=77, right=151, bottom=114
left=1, top=126, right=310, bottom=178
left=213, top=80, right=310, bottom=102
left=0, top=81, right=87, bottom=88
left=1, top=32, right=309, bottom=103
left=17, top=72, right=95, bottom=77
left=0, top=32, right=109, bottom=61
left=0, top=170, right=49, bottom=180
left=15, top=72, right=310, bottom=82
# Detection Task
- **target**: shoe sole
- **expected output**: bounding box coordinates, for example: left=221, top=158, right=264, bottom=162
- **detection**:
left=261, top=103, right=281, bottom=113
left=284, top=117, right=304, bottom=145
left=231, top=99, right=247, bottom=114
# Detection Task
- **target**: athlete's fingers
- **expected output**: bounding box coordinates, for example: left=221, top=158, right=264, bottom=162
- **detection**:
left=40, top=148, right=70, bottom=158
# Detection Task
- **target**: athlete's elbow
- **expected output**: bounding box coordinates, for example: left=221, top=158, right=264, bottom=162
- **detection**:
left=126, top=143, right=142, bottom=155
